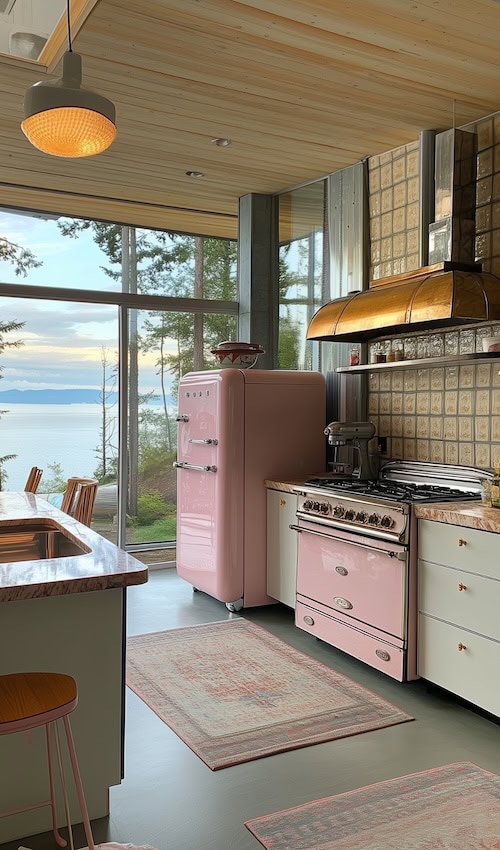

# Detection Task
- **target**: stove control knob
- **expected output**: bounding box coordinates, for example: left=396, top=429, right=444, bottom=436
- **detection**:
left=356, top=511, right=368, bottom=523
left=368, top=513, right=381, bottom=526
left=320, top=502, right=330, bottom=514
left=303, top=499, right=313, bottom=510
left=344, top=509, right=356, bottom=521
left=313, top=501, right=320, bottom=511
left=381, top=514, right=395, bottom=528
left=333, top=505, right=345, bottom=517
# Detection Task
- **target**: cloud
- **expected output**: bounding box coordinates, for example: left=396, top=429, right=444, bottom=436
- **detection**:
left=1, top=299, right=118, bottom=342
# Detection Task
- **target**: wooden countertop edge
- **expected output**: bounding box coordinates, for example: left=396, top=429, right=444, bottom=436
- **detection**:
left=0, top=492, right=148, bottom=602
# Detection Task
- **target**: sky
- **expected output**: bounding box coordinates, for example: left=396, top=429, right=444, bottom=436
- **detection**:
left=0, top=210, right=166, bottom=393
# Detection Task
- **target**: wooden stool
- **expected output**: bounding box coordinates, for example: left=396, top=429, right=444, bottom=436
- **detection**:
left=24, top=467, right=43, bottom=494
left=61, top=479, right=98, bottom=526
left=0, top=672, right=95, bottom=850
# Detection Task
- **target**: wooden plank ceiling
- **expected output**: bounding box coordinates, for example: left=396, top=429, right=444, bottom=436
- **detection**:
left=1, top=0, right=500, bottom=239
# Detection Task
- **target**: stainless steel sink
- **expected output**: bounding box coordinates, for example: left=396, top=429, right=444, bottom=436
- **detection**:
left=0, top=521, right=90, bottom=563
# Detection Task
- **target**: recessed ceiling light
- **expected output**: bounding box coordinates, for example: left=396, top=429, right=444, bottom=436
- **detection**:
left=185, top=170, right=204, bottom=178
left=211, top=138, right=230, bottom=147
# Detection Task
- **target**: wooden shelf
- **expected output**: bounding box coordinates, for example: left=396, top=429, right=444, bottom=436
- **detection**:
left=336, top=352, right=500, bottom=373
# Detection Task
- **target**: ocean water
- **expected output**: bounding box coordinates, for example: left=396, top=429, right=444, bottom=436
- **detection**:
left=0, top=403, right=115, bottom=491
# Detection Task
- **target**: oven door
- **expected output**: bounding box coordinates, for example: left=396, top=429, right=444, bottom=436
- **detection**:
left=294, top=517, right=408, bottom=639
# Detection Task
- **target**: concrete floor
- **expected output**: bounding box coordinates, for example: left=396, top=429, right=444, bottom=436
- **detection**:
left=3, top=568, right=500, bottom=850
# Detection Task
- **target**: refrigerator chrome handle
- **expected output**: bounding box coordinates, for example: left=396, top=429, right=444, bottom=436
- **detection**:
left=188, top=438, right=218, bottom=445
left=173, top=461, right=217, bottom=473
left=176, top=414, right=189, bottom=422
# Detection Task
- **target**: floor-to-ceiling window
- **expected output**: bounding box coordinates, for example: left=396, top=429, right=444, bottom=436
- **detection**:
left=0, top=209, right=238, bottom=562
left=277, top=180, right=328, bottom=371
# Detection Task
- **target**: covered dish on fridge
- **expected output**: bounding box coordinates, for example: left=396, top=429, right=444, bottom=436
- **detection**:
left=211, top=340, right=265, bottom=368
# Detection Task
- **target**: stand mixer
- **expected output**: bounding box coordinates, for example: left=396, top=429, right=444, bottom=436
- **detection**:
left=323, top=421, right=377, bottom=480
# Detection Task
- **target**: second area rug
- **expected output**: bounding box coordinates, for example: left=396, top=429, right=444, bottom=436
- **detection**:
left=126, top=619, right=412, bottom=770
left=244, top=762, right=500, bottom=849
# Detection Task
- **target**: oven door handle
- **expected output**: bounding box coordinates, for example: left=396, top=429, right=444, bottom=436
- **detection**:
left=289, top=523, right=406, bottom=560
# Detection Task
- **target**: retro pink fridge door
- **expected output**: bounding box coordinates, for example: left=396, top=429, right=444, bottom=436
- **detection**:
left=176, top=370, right=244, bottom=603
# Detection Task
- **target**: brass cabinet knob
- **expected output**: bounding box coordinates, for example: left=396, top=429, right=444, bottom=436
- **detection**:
left=458, top=582, right=467, bottom=591
left=279, top=498, right=286, bottom=506
left=457, top=642, right=467, bottom=651
left=458, top=538, right=467, bottom=546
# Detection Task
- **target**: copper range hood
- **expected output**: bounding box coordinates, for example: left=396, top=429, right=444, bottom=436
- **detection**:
left=307, top=261, right=500, bottom=343
left=307, top=129, right=500, bottom=344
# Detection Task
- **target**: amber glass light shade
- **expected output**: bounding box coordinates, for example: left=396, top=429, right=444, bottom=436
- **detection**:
left=22, top=52, right=117, bottom=158
left=21, top=106, right=117, bottom=157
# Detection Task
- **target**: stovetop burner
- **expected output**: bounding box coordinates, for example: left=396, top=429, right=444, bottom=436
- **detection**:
left=303, top=477, right=480, bottom=503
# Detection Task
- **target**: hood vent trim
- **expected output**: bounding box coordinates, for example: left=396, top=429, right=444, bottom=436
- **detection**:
left=307, top=263, right=500, bottom=343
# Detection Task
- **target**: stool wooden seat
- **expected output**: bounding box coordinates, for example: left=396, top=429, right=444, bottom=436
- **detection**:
left=0, top=672, right=95, bottom=850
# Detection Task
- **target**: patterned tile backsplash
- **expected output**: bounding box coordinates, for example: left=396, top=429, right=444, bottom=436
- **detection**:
left=367, top=325, right=500, bottom=471
left=363, top=109, right=500, bottom=471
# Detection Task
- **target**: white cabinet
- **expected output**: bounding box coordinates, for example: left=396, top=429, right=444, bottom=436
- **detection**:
left=266, top=489, right=298, bottom=608
left=418, top=518, right=500, bottom=717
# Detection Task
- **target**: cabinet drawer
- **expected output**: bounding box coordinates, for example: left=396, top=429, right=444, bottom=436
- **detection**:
left=419, top=559, right=500, bottom=641
left=419, top=520, right=499, bottom=579
left=418, top=614, right=500, bottom=717
left=296, top=601, right=405, bottom=681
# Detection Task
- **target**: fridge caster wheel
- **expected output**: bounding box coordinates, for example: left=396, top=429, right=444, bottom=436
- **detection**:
left=226, top=599, right=243, bottom=613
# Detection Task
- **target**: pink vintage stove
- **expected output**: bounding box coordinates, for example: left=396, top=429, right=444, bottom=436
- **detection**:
left=292, top=458, right=485, bottom=681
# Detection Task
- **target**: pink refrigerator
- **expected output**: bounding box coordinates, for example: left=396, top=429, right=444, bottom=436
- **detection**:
left=175, top=369, right=326, bottom=611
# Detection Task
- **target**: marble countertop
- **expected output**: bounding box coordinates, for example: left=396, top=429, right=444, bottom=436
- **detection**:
left=265, top=479, right=310, bottom=494
left=414, top=501, right=500, bottom=532
left=0, top=492, right=148, bottom=603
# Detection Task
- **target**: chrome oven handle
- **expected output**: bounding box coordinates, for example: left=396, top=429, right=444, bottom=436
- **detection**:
left=289, top=523, right=406, bottom=559
left=173, top=461, right=217, bottom=472
left=188, top=438, right=218, bottom=445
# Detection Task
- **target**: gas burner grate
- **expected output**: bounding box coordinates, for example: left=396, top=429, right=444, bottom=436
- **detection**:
left=303, top=478, right=480, bottom=503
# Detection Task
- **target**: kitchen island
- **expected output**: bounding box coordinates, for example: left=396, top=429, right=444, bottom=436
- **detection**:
left=0, top=492, right=148, bottom=844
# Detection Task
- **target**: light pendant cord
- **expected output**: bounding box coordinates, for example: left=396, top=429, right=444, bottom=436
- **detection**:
left=66, top=0, right=73, bottom=51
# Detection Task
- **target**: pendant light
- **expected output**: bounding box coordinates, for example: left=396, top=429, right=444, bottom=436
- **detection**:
left=21, top=0, right=117, bottom=158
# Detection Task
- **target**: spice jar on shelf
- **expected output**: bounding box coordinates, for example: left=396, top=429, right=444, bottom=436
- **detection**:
left=349, top=347, right=360, bottom=366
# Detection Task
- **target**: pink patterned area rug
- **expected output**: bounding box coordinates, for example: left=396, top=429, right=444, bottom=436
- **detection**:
left=245, top=762, right=500, bottom=850
left=126, top=619, right=412, bottom=770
